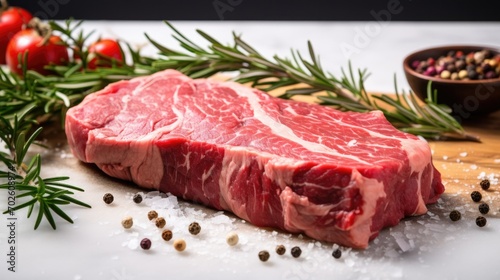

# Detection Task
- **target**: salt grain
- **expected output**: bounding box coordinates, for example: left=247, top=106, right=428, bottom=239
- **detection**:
left=459, top=152, right=468, bottom=157
left=127, top=238, right=139, bottom=250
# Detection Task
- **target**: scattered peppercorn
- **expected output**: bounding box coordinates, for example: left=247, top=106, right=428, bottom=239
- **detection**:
left=479, top=203, right=490, bottom=214
left=188, top=222, right=201, bottom=235
left=133, top=193, right=143, bottom=204
left=147, top=210, right=158, bottom=221
left=161, top=229, right=173, bottom=241
left=332, top=248, right=342, bottom=259
left=476, top=216, right=487, bottom=227
left=291, top=246, right=302, bottom=258
left=258, top=250, right=270, bottom=262
left=449, top=210, right=461, bottom=222
left=226, top=232, right=239, bottom=246
left=155, top=217, right=166, bottom=228
left=140, top=238, right=152, bottom=250
left=173, top=239, right=186, bottom=252
left=471, top=191, right=482, bottom=202
left=121, top=216, right=133, bottom=229
left=103, top=193, right=114, bottom=204
left=275, top=245, right=286, bottom=255
left=480, top=179, right=491, bottom=191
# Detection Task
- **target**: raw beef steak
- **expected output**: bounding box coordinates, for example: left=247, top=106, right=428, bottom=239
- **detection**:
left=65, top=69, right=444, bottom=248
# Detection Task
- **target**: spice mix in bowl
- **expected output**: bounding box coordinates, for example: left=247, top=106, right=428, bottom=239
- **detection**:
left=403, top=45, right=500, bottom=117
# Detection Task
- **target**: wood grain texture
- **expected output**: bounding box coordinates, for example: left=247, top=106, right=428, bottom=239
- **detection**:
left=429, top=111, right=500, bottom=200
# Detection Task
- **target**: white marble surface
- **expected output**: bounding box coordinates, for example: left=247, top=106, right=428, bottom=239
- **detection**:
left=1, top=21, right=500, bottom=280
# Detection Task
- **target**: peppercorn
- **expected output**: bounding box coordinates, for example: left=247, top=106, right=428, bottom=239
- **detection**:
left=485, top=71, right=497, bottom=79
left=173, top=239, right=186, bottom=251
left=458, top=69, right=468, bottom=79
left=479, top=203, right=490, bottom=214
left=332, top=248, right=342, bottom=259
left=480, top=179, right=490, bottom=190
left=275, top=245, right=286, bottom=255
left=467, top=70, right=478, bottom=80
left=449, top=210, right=461, bottom=221
left=161, top=229, right=173, bottom=241
left=411, top=50, right=500, bottom=80
left=291, top=246, right=302, bottom=258
left=147, top=210, right=158, bottom=220
left=121, top=216, right=133, bottom=229
left=188, top=222, right=201, bottom=235
left=133, top=193, right=143, bottom=204
left=471, top=191, right=482, bottom=202
left=140, top=238, right=152, bottom=250
left=155, top=217, right=166, bottom=228
left=476, top=216, right=487, bottom=227
left=440, top=70, right=451, bottom=79
left=103, top=193, right=114, bottom=204
left=226, top=232, right=239, bottom=246
left=258, top=250, right=270, bottom=262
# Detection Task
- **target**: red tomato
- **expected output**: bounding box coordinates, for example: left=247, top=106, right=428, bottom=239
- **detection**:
left=6, top=29, right=69, bottom=75
left=87, top=39, right=124, bottom=69
left=0, top=6, right=33, bottom=64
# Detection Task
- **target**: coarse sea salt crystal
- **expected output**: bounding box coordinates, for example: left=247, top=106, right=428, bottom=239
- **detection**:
left=459, top=152, right=468, bottom=157
left=347, top=140, right=357, bottom=147
left=442, top=155, right=449, bottom=160
left=391, top=232, right=411, bottom=252
left=494, top=159, right=500, bottom=164
left=127, top=238, right=139, bottom=250
left=470, top=164, right=478, bottom=170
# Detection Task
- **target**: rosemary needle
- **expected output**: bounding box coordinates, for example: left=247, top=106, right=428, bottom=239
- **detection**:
left=0, top=110, right=91, bottom=230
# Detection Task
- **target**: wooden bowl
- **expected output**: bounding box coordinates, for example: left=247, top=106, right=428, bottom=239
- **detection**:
left=403, top=45, right=500, bottom=118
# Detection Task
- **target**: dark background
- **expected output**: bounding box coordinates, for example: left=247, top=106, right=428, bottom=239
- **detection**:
left=7, top=0, right=500, bottom=21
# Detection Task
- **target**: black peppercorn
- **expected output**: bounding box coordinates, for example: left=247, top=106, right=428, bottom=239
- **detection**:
left=161, top=229, right=173, bottom=241
left=155, top=217, right=166, bottom=228
left=275, top=245, right=286, bottom=255
left=147, top=210, right=158, bottom=220
left=332, top=248, right=342, bottom=259
left=133, top=193, right=143, bottom=204
left=476, top=216, right=487, bottom=227
left=188, top=222, right=201, bottom=235
left=467, top=70, right=478, bottom=80
left=471, top=191, right=482, bottom=202
left=479, top=203, right=490, bottom=214
left=258, top=250, right=270, bottom=262
left=480, top=179, right=490, bottom=191
left=449, top=210, right=461, bottom=221
left=291, top=246, right=302, bottom=258
left=103, top=193, right=114, bottom=204
left=140, top=238, right=152, bottom=250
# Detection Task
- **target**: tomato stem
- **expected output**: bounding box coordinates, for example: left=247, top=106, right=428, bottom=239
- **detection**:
left=28, top=17, right=53, bottom=46
left=0, top=0, right=8, bottom=13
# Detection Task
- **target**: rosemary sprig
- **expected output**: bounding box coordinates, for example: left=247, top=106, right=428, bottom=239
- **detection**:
left=145, top=21, right=478, bottom=141
left=0, top=110, right=91, bottom=229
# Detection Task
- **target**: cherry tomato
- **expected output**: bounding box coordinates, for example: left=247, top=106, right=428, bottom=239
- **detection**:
left=0, top=6, right=33, bottom=64
left=6, top=29, right=69, bottom=75
left=87, top=39, right=124, bottom=69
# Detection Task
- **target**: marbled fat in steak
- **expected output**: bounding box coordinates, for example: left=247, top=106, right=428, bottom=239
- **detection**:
left=65, top=69, right=444, bottom=248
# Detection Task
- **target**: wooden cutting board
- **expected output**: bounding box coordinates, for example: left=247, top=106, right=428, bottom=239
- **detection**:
left=428, top=110, right=500, bottom=202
